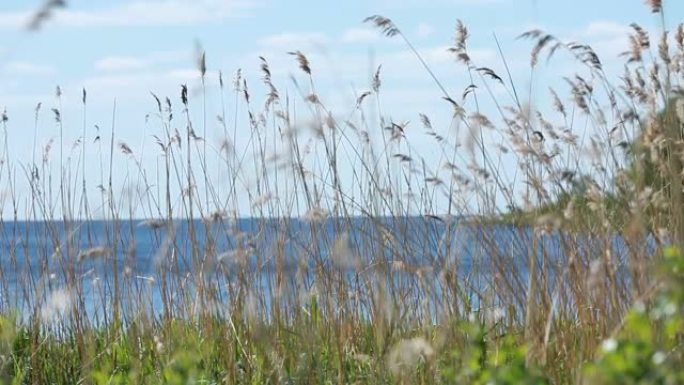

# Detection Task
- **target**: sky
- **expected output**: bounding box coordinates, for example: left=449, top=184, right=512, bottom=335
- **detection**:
left=0, top=0, right=681, bottom=219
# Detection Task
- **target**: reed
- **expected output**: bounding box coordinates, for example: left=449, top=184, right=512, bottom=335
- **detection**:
left=0, top=1, right=682, bottom=383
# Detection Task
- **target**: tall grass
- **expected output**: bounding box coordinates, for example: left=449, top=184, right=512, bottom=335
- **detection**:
left=0, top=2, right=682, bottom=383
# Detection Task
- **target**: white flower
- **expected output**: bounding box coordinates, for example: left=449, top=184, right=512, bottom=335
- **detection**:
left=484, top=307, right=504, bottom=324
left=154, top=335, right=164, bottom=353
left=42, top=289, right=71, bottom=322
left=387, top=337, right=435, bottom=376
left=633, top=301, right=646, bottom=314
left=664, top=302, right=677, bottom=316
left=601, top=338, right=618, bottom=353
left=652, top=351, right=666, bottom=365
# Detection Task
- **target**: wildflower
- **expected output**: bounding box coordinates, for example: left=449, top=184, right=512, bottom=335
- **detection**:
left=42, top=289, right=71, bottom=322
left=601, top=338, right=618, bottom=353
left=484, top=307, right=505, bottom=324
left=154, top=335, right=164, bottom=353
left=633, top=301, right=646, bottom=314
left=652, top=351, right=666, bottom=365
left=387, top=337, right=435, bottom=376
left=663, top=301, right=677, bottom=316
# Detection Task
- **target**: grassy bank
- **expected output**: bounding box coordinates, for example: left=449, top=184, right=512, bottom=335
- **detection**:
left=0, top=0, right=683, bottom=383
left=0, top=243, right=683, bottom=384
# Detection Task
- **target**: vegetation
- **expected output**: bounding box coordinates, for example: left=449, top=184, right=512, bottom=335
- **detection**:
left=0, top=0, right=682, bottom=383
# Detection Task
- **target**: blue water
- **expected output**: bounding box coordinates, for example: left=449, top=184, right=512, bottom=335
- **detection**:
left=0, top=217, right=652, bottom=323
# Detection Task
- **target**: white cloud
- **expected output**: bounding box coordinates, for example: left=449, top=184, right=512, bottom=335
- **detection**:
left=416, top=23, right=435, bottom=38
left=0, top=12, right=27, bottom=29
left=340, top=27, right=381, bottom=44
left=563, top=20, right=631, bottom=60
left=94, top=50, right=188, bottom=72
left=0, top=0, right=257, bottom=29
left=582, top=21, right=630, bottom=38
left=588, top=36, right=629, bottom=60
left=3, top=61, right=56, bottom=75
left=167, top=68, right=203, bottom=80
left=389, top=45, right=496, bottom=66
left=257, top=32, right=330, bottom=50
left=83, top=68, right=199, bottom=90
left=95, top=56, right=148, bottom=72
left=80, top=66, right=220, bottom=99
left=240, top=42, right=499, bottom=89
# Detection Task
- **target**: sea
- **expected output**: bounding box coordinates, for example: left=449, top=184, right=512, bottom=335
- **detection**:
left=0, top=216, right=648, bottom=323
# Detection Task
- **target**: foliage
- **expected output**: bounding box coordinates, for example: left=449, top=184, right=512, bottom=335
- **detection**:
left=0, top=0, right=683, bottom=384
left=584, top=246, right=684, bottom=384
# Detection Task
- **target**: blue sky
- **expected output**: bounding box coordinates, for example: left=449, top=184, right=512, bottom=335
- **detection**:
left=0, top=0, right=680, bottom=218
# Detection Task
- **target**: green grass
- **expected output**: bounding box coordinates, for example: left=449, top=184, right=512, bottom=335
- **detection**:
left=0, top=0, right=683, bottom=383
